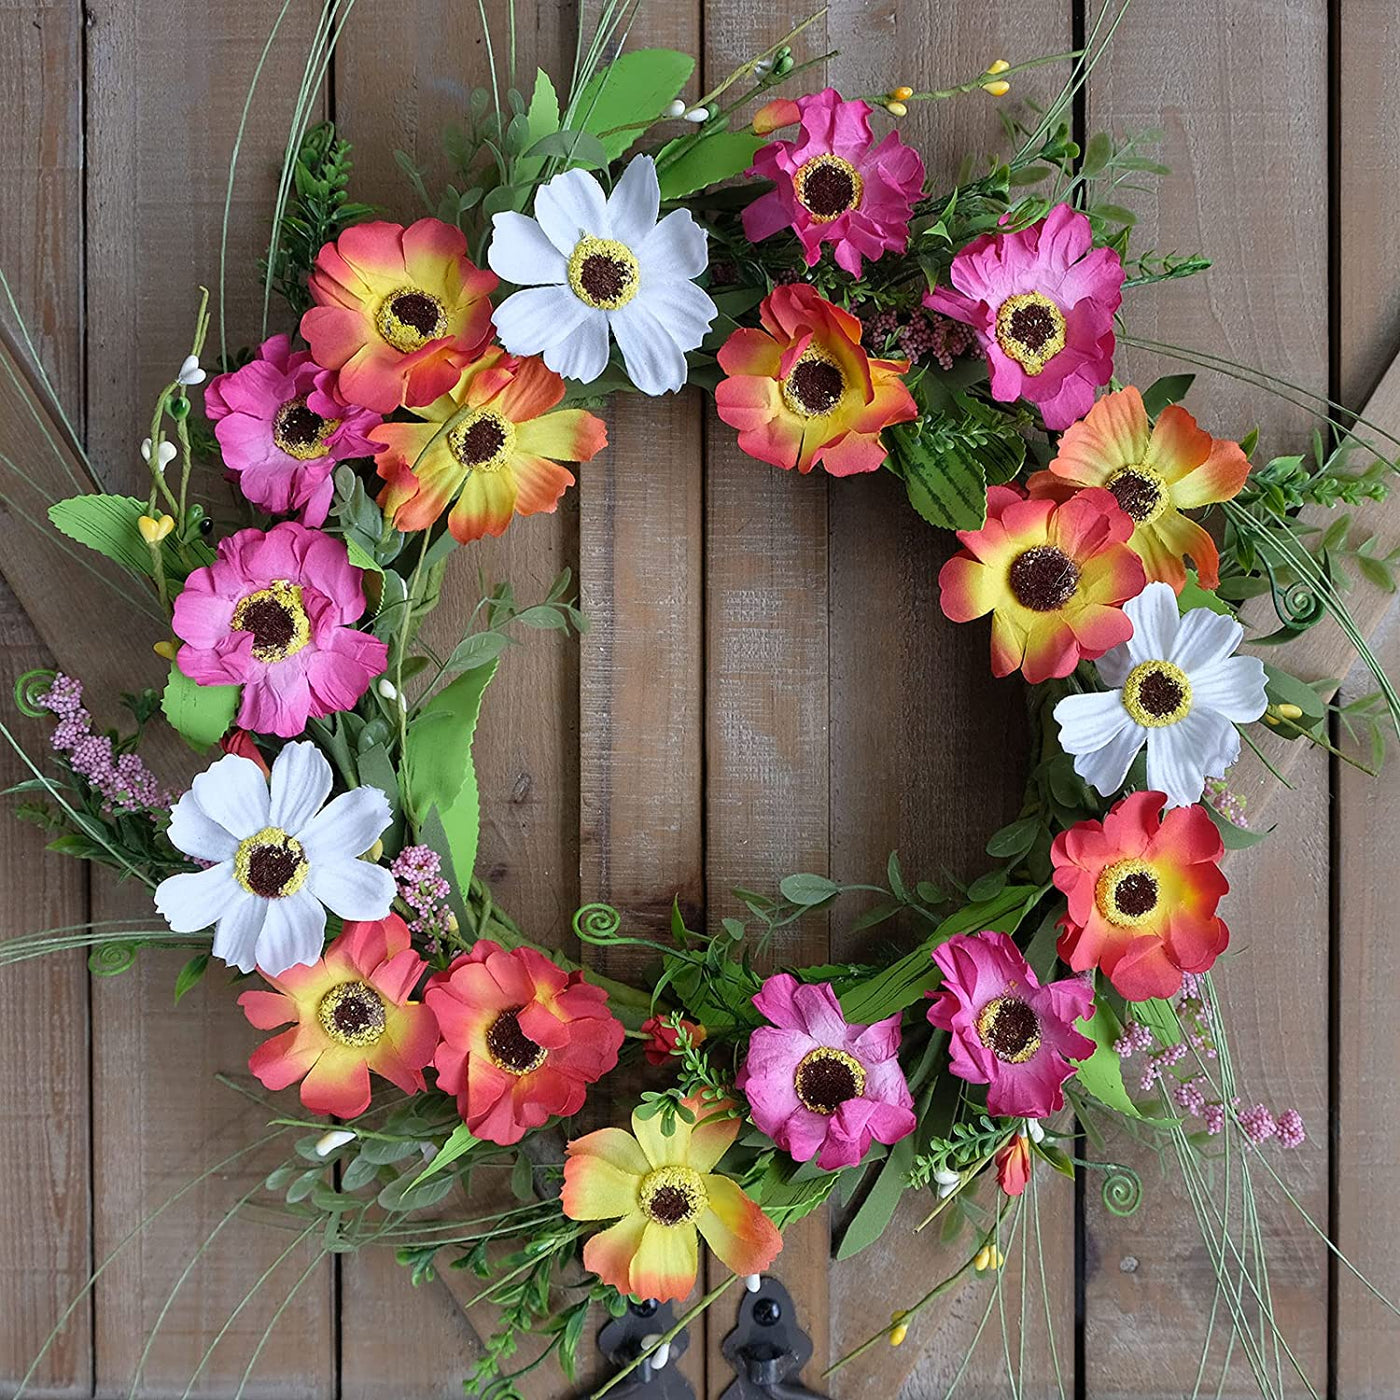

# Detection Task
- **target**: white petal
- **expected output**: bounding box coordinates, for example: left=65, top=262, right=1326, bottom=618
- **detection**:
left=211, top=892, right=271, bottom=974
left=633, top=277, right=716, bottom=355
left=1190, top=654, right=1268, bottom=723
left=1123, top=581, right=1180, bottom=662
left=167, top=790, right=240, bottom=863
left=1073, top=718, right=1146, bottom=798
left=297, top=785, right=391, bottom=862
left=542, top=307, right=612, bottom=384
left=269, top=741, right=333, bottom=833
left=606, top=155, right=660, bottom=248
left=306, top=857, right=396, bottom=921
left=187, top=753, right=270, bottom=842
left=1094, top=637, right=1135, bottom=689
left=1053, top=689, right=1134, bottom=757
left=154, top=863, right=244, bottom=933
left=1170, top=606, right=1245, bottom=674
left=638, top=208, right=709, bottom=281
left=493, top=284, right=594, bottom=359
left=487, top=212, right=568, bottom=287
left=609, top=300, right=688, bottom=395
left=255, top=890, right=327, bottom=975
left=1146, top=709, right=1238, bottom=808
left=533, top=167, right=609, bottom=255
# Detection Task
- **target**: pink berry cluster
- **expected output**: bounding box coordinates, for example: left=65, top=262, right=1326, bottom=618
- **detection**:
left=38, top=673, right=171, bottom=814
left=1205, top=778, right=1248, bottom=828
left=857, top=305, right=976, bottom=369
left=390, top=843, right=454, bottom=950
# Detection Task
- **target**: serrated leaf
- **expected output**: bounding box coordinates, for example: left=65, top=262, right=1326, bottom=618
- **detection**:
left=571, top=50, right=695, bottom=160
left=49, top=494, right=158, bottom=579
left=1073, top=998, right=1142, bottom=1118
left=161, top=662, right=239, bottom=751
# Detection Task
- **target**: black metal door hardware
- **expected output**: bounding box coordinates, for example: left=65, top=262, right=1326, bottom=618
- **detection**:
left=718, top=1277, right=831, bottom=1399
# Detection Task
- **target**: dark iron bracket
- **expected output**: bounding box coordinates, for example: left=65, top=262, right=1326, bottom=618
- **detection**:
left=595, top=1297, right=695, bottom=1399
left=718, top=1277, right=831, bottom=1399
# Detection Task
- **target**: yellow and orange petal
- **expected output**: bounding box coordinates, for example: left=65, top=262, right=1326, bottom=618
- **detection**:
left=1033, top=387, right=1251, bottom=591
left=373, top=349, right=606, bottom=544
left=938, top=485, right=1146, bottom=684
left=715, top=283, right=915, bottom=477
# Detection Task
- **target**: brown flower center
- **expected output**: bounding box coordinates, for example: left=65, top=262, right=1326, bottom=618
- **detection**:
left=994, top=291, right=1067, bottom=375
left=1008, top=546, right=1080, bottom=612
left=447, top=409, right=516, bottom=473
left=638, top=1166, right=707, bottom=1227
left=567, top=236, right=639, bottom=311
left=781, top=352, right=845, bottom=419
left=231, top=580, right=311, bottom=663
left=793, top=1046, right=866, bottom=1115
left=794, top=154, right=864, bottom=222
left=317, top=980, right=388, bottom=1047
left=485, top=1007, right=547, bottom=1075
left=1096, top=859, right=1161, bottom=926
left=1107, top=466, right=1167, bottom=525
left=232, top=825, right=309, bottom=900
left=375, top=287, right=448, bottom=353
left=273, top=398, right=338, bottom=461
left=1122, top=660, right=1193, bottom=728
left=975, top=995, right=1041, bottom=1064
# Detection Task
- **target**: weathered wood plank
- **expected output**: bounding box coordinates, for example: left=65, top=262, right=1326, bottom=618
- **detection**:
left=83, top=1, right=337, bottom=1392
left=1083, top=0, right=1331, bottom=1393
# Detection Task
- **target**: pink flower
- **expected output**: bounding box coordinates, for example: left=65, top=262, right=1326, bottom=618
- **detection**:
left=742, top=89, right=925, bottom=278
left=924, top=204, right=1124, bottom=430
left=735, top=973, right=915, bottom=1170
left=204, top=334, right=383, bottom=526
left=927, top=931, right=1095, bottom=1119
left=172, top=522, right=388, bottom=738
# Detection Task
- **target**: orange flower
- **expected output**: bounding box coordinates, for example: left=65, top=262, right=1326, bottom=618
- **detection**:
left=374, top=348, right=607, bottom=543
left=714, top=283, right=916, bottom=476
left=1027, top=386, right=1251, bottom=590
left=238, top=914, right=438, bottom=1118
left=562, top=1094, right=781, bottom=1302
left=996, top=1134, right=1033, bottom=1197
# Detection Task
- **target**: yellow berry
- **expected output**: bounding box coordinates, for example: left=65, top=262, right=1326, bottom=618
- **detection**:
left=889, top=1323, right=908, bottom=1347
left=1276, top=702, right=1304, bottom=721
left=981, top=79, right=1011, bottom=97
left=986, top=58, right=1011, bottom=75
left=974, top=1245, right=991, bottom=1271
left=891, top=85, right=914, bottom=101
left=152, top=639, right=179, bottom=661
left=885, top=100, right=908, bottom=117
left=138, top=513, right=175, bottom=545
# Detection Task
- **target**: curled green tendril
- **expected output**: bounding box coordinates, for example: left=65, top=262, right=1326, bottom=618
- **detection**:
left=1102, top=1165, right=1143, bottom=1216
left=88, top=942, right=138, bottom=977
left=572, top=902, right=623, bottom=945
left=1262, top=555, right=1325, bottom=633
left=14, top=668, right=59, bottom=719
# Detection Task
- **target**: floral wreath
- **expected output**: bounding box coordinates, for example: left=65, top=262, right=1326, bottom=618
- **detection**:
left=6, top=7, right=1398, bottom=1397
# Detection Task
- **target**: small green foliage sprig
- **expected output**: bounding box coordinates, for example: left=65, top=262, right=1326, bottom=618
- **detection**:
left=907, top=1115, right=1012, bottom=1191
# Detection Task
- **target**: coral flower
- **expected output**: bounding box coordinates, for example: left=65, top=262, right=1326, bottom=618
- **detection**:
left=204, top=333, right=383, bottom=526
left=238, top=914, right=438, bottom=1118
left=562, top=1094, right=781, bottom=1303
left=1027, top=387, right=1252, bottom=590
left=172, top=522, right=388, bottom=738
left=424, top=940, right=625, bottom=1145
left=925, top=204, right=1124, bottom=430
left=1050, top=789, right=1230, bottom=1001
left=927, top=930, right=1095, bottom=1119
left=741, top=88, right=926, bottom=277
left=996, top=1134, right=1033, bottom=1197
left=735, top=973, right=915, bottom=1170
left=301, top=218, right=497, bottom=413
left=373, top=347, right=607, bottom=543
left=715, top=283, right=916, bottom=475
left=639, top=1014, right=706, bottom=1066
left=938, top=485, right=1146, bottom=683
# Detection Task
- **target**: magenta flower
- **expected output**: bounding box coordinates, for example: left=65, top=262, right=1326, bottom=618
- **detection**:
left=172, top=522, right=388, bottom=738
left=204, top=334, right=383, bottom=527
left=741, top=89, right=925, bottom=278
left=924, top=204, right=1124, bottom=430
left=927, top=931, right=1095, bottom=1119
left=735, top=973, right=916, bottom=1170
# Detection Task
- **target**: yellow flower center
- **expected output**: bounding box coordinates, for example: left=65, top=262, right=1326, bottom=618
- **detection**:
left=273, top=397, right=339, bottom=461
left=567, top=236, right=640, bottom=310
left=447, top=409, right=517, bottom=473
left=975, top=994, right=1041, bottom=1064
left=1107, top=464, right=1168, bottom=525
left=1095, top=858, right=1162, bottom=926
left=485, top=1007, right=547, bottom=1075
left=374, top=286, right=448, bottom=353
left=1007, top=545, right=1079, bottom=612
left=793, top=153, right=864, bottom=222
left=781, top=350, right=846, bottom=419
left=233, top=826, right=309, bottom=900
left=995, top=291, right=1067, bottom=375
left=793, top=1045, right=866, bottom=1115
left=1122, top=659, right=1193, bottom=727
left=638, top=1165, right=708, bottom=1227
left=231, top=580, right=312, bottom=663
left=317, top=980, right=388, bottom=1047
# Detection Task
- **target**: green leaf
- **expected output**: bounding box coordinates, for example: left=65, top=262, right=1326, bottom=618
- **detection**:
left=1262, top=661, right=1329, bottom=740
left=1177, top=569, right=1233, bottom=616
left=889, top=421, right=987, bottom=532
left=49, top=494, right=158, bottom=579
left=1204, top=801, right=1271, bottom=849
left=161, top=663, right=239, bottom=751
left=173, top=953, right=210, bottom=1004
left=572, top=50, right=695, bottom=160
left=1073, top=998, right=1142, bottom=1118
left=779, top=872, right=840, bottom=906
left=409, top=1123, right=478, bottom=1188
left=521, top=129, right=611, bottom=170
left=657, top=131, right=763, bottom=199
left=1141, top=373, right=1195, bottom=418
left=986, top=816, right=1039, bottom=860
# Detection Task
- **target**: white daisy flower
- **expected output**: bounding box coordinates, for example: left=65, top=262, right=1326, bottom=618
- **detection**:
left=154, top=741, right=394, bottom=975
left=1053, top=581, right=1268, bottom=809
left=486, top=154, right=716, bottom=396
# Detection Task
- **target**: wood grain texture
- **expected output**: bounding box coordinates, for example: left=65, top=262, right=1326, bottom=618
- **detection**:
left=1083, top=1, right=1331, bottom=1394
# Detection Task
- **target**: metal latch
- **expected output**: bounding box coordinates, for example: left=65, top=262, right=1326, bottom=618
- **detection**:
left=718, top=1277, right=831, bottom=1399
left=595, top=1297, right=696, bottom=1399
